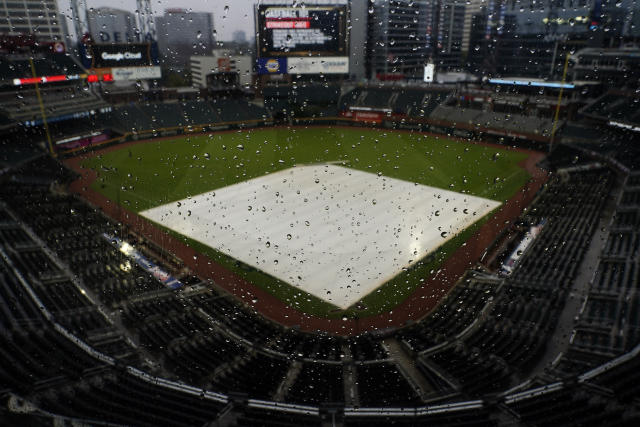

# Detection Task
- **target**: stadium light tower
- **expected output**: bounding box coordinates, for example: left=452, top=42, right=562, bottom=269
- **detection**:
left=136, top=0, right=156, bottom=41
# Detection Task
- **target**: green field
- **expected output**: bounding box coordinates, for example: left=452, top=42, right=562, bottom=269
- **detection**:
left=84, top=127, right=530, bottom=317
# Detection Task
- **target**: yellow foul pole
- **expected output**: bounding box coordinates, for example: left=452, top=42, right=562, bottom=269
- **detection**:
left=550, top=52, right=571, bottom=153
left=29, top=57, right=55, bottom=157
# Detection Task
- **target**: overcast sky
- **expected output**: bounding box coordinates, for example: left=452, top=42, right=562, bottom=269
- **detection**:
left=59, top=0, right=258, bottom=41
left=58, top=0, right=346, bottom=41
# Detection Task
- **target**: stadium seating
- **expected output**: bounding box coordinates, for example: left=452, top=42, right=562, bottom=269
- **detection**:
left=264, top=84, right=341, bottom=112
left=286, top=362, right=345, bottom=404
left=554, top=171, right=640, bottom=376
left=355, top=362, right=422, bottom=407
left=339, top=86, right=451, bottom=117
left=0, top=53, right=84, bottom=84
left=0, top=84, right=109, bottom=124
left=398, top=272, right=497, bottom=352
left=1, top=142, right=638, bottom=425
left=102, top=99, right=270, bottom=134
left=582, top=91, right=640, bottom=126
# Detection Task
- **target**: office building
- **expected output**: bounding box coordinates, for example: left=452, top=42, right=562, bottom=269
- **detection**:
left=434, top=0, right=467, bottom=69
left=155, top=9, right=215, bottom=68
left=0, top=0, right=66, bottom=41
left=87, top=7, right=137, bottom=44
left=365, top=0, right=436, bottom=79
left=190, top=50, right=252, bottom=88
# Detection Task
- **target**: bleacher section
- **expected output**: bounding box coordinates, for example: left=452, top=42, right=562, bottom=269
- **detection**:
left=336, top=85, right=561, bottom=139
left=429, top=105, right=555, bottom=136
left=264, top=84, right=341, bottom=110
left=0, top=53, right=84, bottom=84
left=0, top=53, right=109, bottom=128
left=555, top=171, right=640, bottom=376
left=0, top=85, right=110, bottom=125
left=103, top=99, right=270, bottom=134
left=582, top=91, right=640, bottom=126
left=339, top=86, right=451, bottom=116
left=399, top=168, right=614, bottom=398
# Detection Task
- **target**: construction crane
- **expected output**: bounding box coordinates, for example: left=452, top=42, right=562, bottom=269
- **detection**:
left=136, top=0, right=156, bottom=41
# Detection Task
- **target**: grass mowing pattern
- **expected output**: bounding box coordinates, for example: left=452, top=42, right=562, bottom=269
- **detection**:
left=84, top=127, right=530, bottom=317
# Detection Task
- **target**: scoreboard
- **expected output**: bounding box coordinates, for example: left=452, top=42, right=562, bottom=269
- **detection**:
left=256, top=5, right=347, bottom=58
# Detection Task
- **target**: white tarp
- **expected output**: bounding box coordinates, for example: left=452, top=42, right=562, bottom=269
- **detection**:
left=141, top=165, right=500, bottom=309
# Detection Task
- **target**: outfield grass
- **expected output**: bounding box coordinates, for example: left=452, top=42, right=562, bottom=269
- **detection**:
left=84, top=127, right=530, bottom=317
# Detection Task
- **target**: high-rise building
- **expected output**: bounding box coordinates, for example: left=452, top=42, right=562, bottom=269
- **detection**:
left=465, top=0, right=634, bottom=77
left=361, top=0, right=469, bottom=78
left=434, top=0, right=467, bottom=69
left=0, top=0, right=66, bottom=41
left=87, top=7, right=137, bottom=44
left=349, top=0, right=368, bottom=80
left=232, top=30, right=247, bottom=44
left=190, top=49, right=252, bottom=89
left=461, top=0, right=484, bottom=55
left=155, top=9, right=215, bottom=68
left=365, top=0, right=435, bottom=79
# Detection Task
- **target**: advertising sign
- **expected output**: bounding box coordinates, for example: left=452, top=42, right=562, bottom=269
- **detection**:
left=90, top=43, right=153, bottom=68
left=111, top=66, right=162, bottom=81
left=341, top=110, right=384, bottom=124
left=55, top=132, right=110, bottom=150
left=287, top=56, right=349, bottom=74
left=257, top=57, right=287, bottom=74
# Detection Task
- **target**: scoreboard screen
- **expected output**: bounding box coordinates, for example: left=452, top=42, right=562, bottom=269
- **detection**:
left=256, top=5, right=347, bottom=57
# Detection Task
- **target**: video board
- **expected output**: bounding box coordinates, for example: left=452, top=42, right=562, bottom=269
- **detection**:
left=256, top=5, right=347, bottom=57
left=90, top=43, right=153, bottom=68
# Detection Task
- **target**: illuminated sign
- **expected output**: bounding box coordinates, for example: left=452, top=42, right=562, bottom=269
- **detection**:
left=287, top=57, right=348, bottom=74
left=488, top=79, right=575, bottom=89
left=257, top=5, right=347, bottom=57
left=111, top=66, right=161, bottom=81
left=608, top=121, right=640, bottom=133
left=542, top=16, right=589, bottom=25
left=257, top=57, right=286, bottom=74
left=90, top=43, right=152, bottom=68
left=13, top=74, right=83, bottom=86
left=101, top=51, right=142, bottom=62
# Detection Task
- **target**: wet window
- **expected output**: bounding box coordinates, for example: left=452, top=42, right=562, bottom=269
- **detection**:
left=0, top=0, right=639, bottom=425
